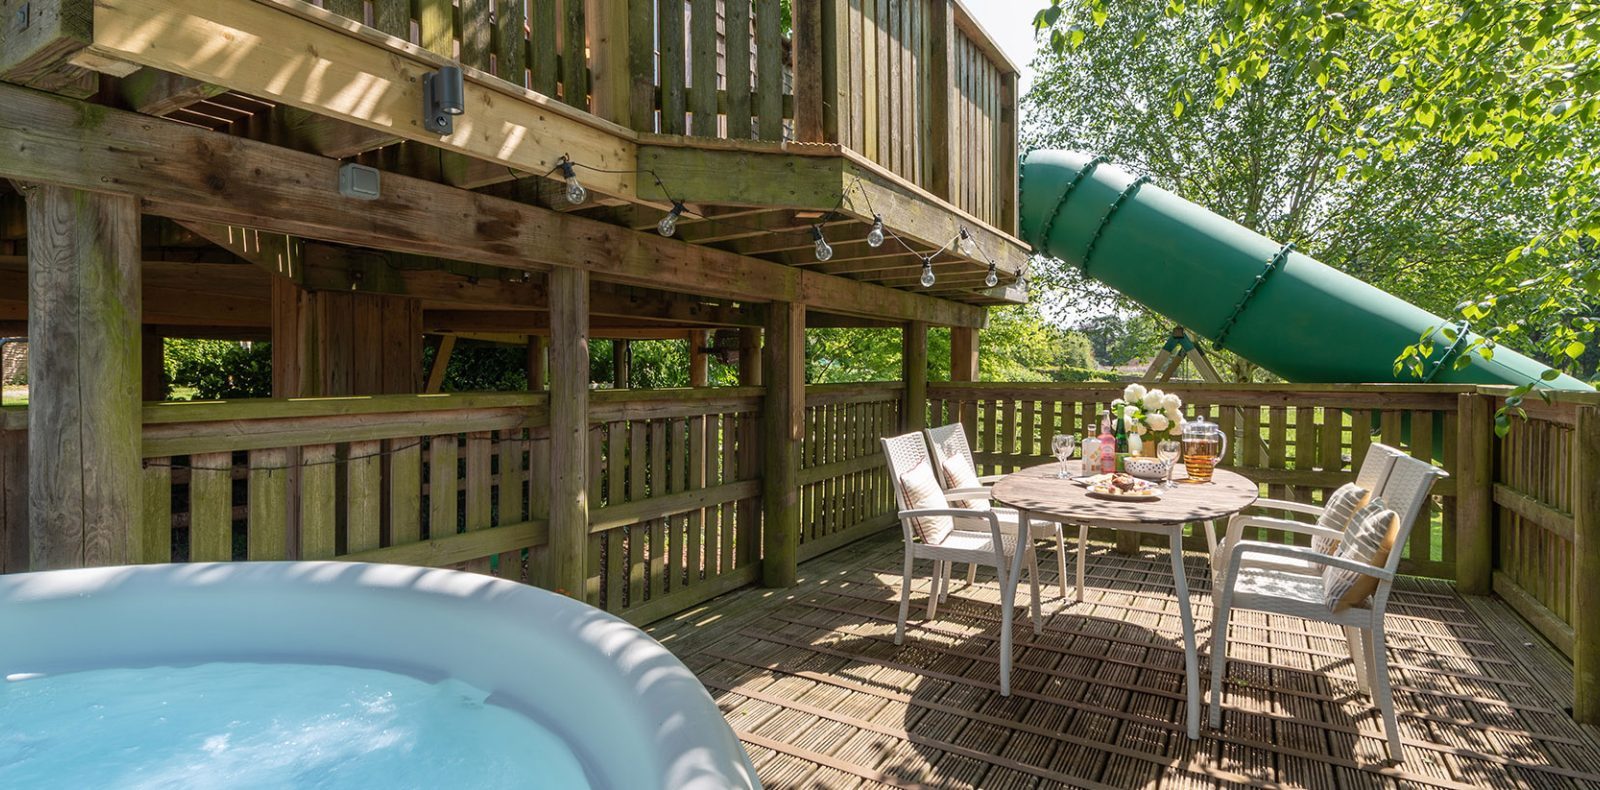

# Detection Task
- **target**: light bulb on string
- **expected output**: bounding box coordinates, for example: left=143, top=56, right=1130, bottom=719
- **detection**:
left=919, top=257, right=936, bottom=288
left=958, top=227, right=976, bottom=256
left=557, top=156, right=586, bottom=204
left=984, top=262, right=999, bottom=288
left=812, top=226, right=833, bottom=262
left=866, top=214, right=885, bottom=248
left=657, top=201, right=685, bottom=237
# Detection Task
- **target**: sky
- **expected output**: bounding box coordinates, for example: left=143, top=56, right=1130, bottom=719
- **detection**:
left=964, top=3, right=1045, bottom=95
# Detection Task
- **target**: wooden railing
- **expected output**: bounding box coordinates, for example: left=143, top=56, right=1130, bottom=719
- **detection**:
left=927, top=382, right=1466, bottom=577
left=300, top=0, right=1013, bottom=229
left=584, top=388, right=763, bottom=624
left=797, top=382, right=903, bottom=561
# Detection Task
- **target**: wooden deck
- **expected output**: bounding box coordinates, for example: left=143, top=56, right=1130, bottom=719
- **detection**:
left=647, top=531, right=1600, bottom=789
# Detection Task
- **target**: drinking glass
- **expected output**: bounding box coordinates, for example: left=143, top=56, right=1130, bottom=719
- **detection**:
left=1051, top=434, right=1075, bottom=478
left=1156, top=439, right=1181, bottom=488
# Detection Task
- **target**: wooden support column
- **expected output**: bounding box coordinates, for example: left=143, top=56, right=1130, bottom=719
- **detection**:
left=526, top=335, right=547, bottom=390
left=612, top=339, right=630, bottom=389
left=737, top=326, right=762, bottom=568
left=762, top=302, right=804, bottom=587
left=423, top=334, right=455, bottom=394
left=25, top=184, right=141, bottom=569
left=1573, top=405, right=1600, bottom=723
left=548, top=267, right=590, bottom=598
left=140, top=328, right=165, bottom=401
left=903, top=320, right=928, bottom=431
left=688, top=330, right=710, bottom=387
left=951, top=324, right=979, bottom=440
left=1454, top=393, right=1493, bottom=595
left=792, top=0, right=826, bottom=143
left=927, top=0, right=959, bottom=201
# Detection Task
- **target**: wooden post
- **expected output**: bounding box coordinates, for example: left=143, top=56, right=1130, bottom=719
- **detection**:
left=140, top=328, right=165, bottom=401
left=903, top=320, right=928, bottom=431
left=548, top=267, right=590, bottom=598
left=791, top=0, right=825, bottom=143
left=688, top=330, right=709, bottom=387
left=762, top=301, right=804, bottom=587
left=997, top=71, right=1020, bottom=236
left=612, top=339, right=630, bottom=389
left=951, top=324, right=979, bottom=441
left=737, top=326, right=762, bottom=567
left=25, top=184, right=141, bottom=569
left=424, top=334, right=455, bottom=394
left=586, top=1, right=631, bottom=125
left=1455, top=392, right=1493, bottom=595
left=526, top=334, right=547, bottom=390
left=927, top=0, right=958, bottom=201
left=1573, top=405, right=1600, bottom=723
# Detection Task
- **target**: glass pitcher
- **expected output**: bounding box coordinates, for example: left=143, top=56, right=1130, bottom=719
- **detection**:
left=1181, top=417, right=1228, bottom=482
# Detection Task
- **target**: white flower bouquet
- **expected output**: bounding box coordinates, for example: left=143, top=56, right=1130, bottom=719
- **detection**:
left=1110, top=383, right=1185, bottom=449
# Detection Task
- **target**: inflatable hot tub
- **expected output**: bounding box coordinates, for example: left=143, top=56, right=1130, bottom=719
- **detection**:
left=0, top=562, right=758, bottom=789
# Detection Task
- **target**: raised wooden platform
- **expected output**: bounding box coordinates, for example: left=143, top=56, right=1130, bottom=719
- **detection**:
left=648, top=531, right=1600, bottom=788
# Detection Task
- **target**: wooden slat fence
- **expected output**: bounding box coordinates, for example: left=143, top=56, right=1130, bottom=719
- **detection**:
left=585, top=388, right=763, bottom=625
left=927, top=382, right=1465, bottom=577
left=798, top=383, right=903, bottom=561
left=1483, top=390, right=1600, bottom=659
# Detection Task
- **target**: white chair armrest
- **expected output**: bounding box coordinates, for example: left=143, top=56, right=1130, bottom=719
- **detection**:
left=898, top=508, right=1006, bottom=554
left=1245, top=498, right=1326, bottom=518
left=976, top=474, right=1005, bottom=484
left=1225, top=540, right=1394, bottom=584
left=1229, top=514, right=1342, bottom=543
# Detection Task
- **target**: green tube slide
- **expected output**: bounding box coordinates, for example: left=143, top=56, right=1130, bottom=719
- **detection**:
left=1017, top=150, right=1593, bottom=391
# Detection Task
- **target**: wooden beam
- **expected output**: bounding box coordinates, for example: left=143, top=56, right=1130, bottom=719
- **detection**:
left=526, top=335, right=546, bottom=391
left=0, top=84, right=988, bottom=327
left=762, top=301, right=804, bottom=587
left=903, top=320, right=928, bottom=431
left=0, top=256, right=270, bottom=326
left=1574, top=404, right=1600, bottom=723
left=547, top=267, right=589, bottom=598
left=117, top=68, right=225, bottom=116
left=175, top=221, right=304, bottom=283
left=612, top=339, right=630, bottom=389
left=424, top=334, right=455, bottom=394
left=141, top=327, right=165, bottom=401
left=85, top=0, right=640, bottom=200
left=688, top=329, right=709, bottom=387
left=25, top=183, right=141, bottom=568
left=0, top=0, right=98, bottom=97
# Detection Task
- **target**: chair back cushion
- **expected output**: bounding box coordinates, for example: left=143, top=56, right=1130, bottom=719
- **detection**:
left=896, top=460, right=954, bottom=544
left=1323, top=500, right=1400, bottom=611
left=1310, top=482, right=1372, bottom=553
left=939, top=451, right=990, bottom=511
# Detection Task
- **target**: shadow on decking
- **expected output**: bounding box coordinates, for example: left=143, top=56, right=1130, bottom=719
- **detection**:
left=654, top=532, right=1600, bottom=788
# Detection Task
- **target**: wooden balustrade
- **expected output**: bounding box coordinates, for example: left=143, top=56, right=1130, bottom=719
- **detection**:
left=797, top=382, right=904, bottom=561
left=928, top=382, right=1467, bottom=576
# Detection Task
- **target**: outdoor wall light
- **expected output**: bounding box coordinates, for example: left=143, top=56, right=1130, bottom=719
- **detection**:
left=919, top=257, right=936, bottom=288
left=558, top=157, right=587, bottom=204
left=812, top=226, right=833, bottom=262
left=423, top=65, right=465, bottom=134
left=866, top=214, right=885, bottom=248
left=658, top=202, right=685, bottom=237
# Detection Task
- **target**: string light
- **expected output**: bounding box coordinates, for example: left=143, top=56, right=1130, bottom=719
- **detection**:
left=866, top=214, right=885, bottom=248
left=812, top=226, right=834, bottom=262
left=919, top=257, right=936, bottom=288
left=985, top=262, right=999, bottom=288
left=657, top=201, right=685, bottom=237
left=557, top=155, right=586, bottom=204
left=958, top=226, right=976, bottom=256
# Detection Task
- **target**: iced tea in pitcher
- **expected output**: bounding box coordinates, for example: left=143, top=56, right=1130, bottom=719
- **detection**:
left=1181, top=418, right=1227, bottom=482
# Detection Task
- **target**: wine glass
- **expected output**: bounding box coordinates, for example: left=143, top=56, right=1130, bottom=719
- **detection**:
left=1157, top=439, right=1182, bottom=488
left=1051, top=434, right=1076, bottom=479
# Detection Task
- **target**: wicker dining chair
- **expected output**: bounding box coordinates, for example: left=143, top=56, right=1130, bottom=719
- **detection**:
left=1209, top=452, right=1447, bottom=761
left=881, top=431, right=1042, bottom=696
left=1210, top=443, right=1406, bottom=582
left=925, top=422, right=1074, bottom=599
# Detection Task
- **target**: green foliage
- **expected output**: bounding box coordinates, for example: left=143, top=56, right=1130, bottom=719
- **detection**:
left=165, top=339, right=272, bottom=400
left=1032, top=0, right=1599, bottom=397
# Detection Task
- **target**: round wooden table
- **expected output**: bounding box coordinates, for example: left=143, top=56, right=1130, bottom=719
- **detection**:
left=992, top=461, right=1258, bottom=740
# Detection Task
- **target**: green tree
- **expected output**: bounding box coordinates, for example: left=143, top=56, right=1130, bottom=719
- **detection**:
left=165, top=339, right=273, bottom=400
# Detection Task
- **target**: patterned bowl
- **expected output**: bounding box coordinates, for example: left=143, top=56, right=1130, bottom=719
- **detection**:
left=1123, top=456, right=1174, bottom=481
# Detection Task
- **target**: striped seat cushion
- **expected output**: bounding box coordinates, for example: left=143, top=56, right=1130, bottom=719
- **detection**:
left=1323, top=500, right=1400, bottom=611
left=897, top=460, right=954, bottom=545
left=939, top=451, right=989, bottom=511
left=1311, top=482, right=1373, bottom=553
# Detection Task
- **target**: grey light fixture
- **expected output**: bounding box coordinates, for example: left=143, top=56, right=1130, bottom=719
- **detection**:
left=337, top=162, right=381, bottom=200
left=423, top=65, right=465, bottom=134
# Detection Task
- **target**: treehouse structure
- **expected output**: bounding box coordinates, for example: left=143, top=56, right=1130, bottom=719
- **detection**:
left=0, top=0, right=1026, bottom=615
